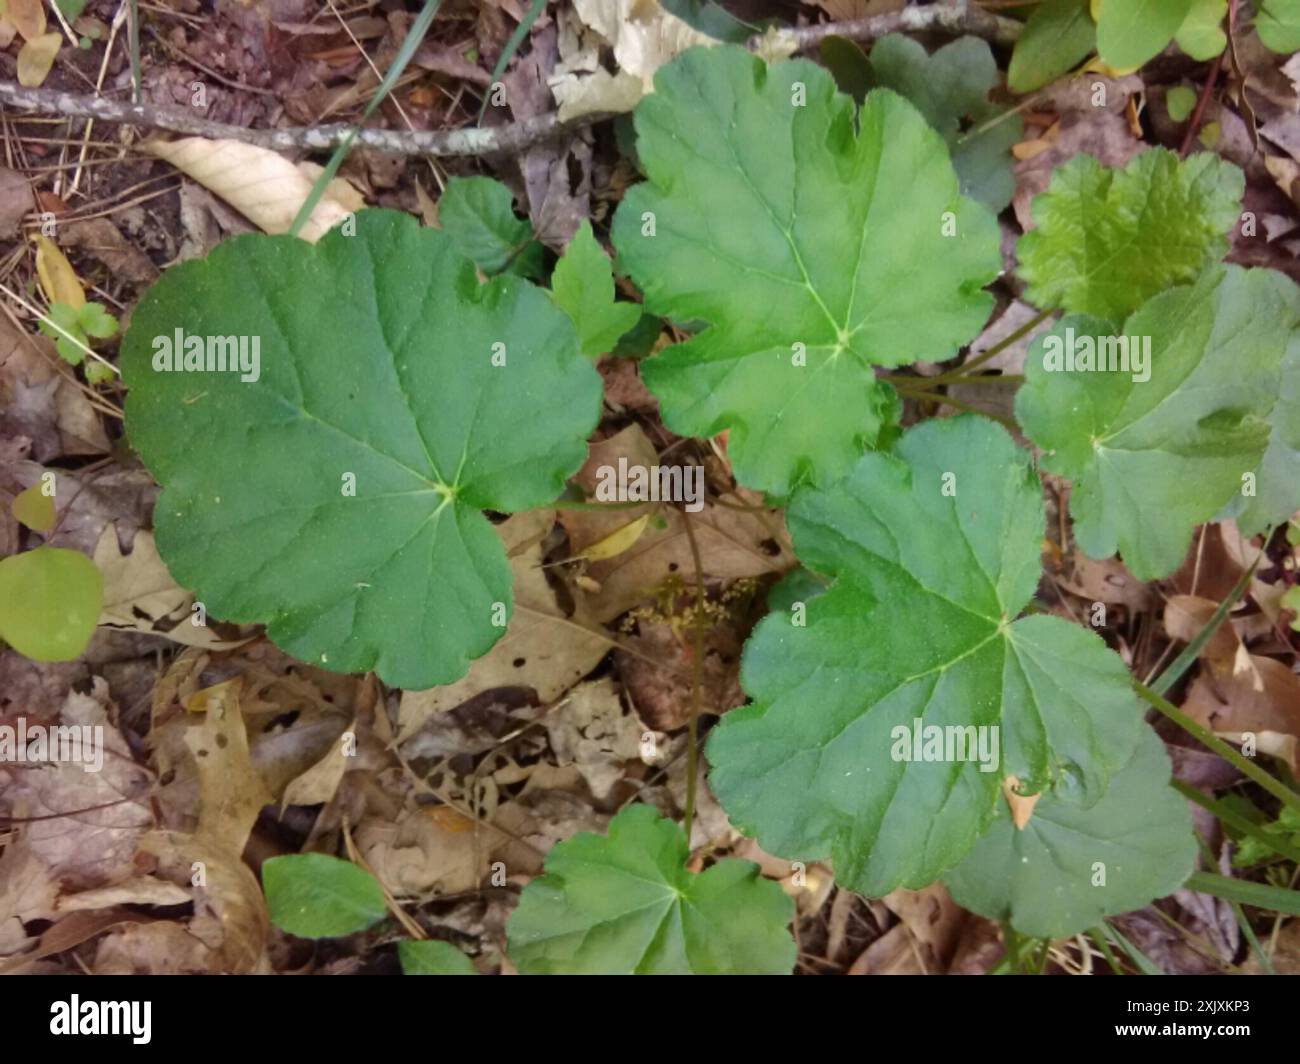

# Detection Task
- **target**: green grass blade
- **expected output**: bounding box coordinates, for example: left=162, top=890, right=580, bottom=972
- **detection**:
left=478, top=0, right=547, bottom=121
left=1185, top=870, right=1300, bottom=917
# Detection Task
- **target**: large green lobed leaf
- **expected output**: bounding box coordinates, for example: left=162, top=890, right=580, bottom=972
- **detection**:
left=506, top=805, right=795, bottom=974
left=1017, top=266, right=1300, bottom=581
left=706, top=417, right=1141, bottom=897
left=612, top=45, right=1001, bottom=496
left=123, top=209, right=602, bottom=689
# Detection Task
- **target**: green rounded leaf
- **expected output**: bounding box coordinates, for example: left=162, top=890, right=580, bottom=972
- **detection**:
left=0, top=546, right=102, bottom=662
left=399, top=939, right=478, bottom=975
left=706, top=417, right=1141, bottom=897
left=1016, top=266, right=1300, bottom=581
left=506, top=804, right=795, bottom=974
left=1175, top=0, right=1228, bottom=60
left=263, top=853, right=387, bottom=938
left=122, top=209, right=602, bottom=689
left=1017, top=149, right=1244, bottom=322
left=612, top=45, right=1000, bottom=496
left=1008, top=0, right=1097, bottom=94
left=1096, top=0, right=1194, bottom=70
left=1255, top=0, right=1300, bottom=53
left=944, top=727, right=1197, bottom=938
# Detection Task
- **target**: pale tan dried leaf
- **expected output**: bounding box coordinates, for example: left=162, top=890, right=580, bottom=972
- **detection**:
left=57, top=877, right=192, bottom=911
left=6, top=0, right=46, bottom=41
left=143, top=138, right=362, bottom=242
left=16, top=33, right=60, bottom=88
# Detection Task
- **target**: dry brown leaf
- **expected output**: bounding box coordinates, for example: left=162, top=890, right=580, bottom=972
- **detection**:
left=57, top=876, right=192, bottom=911
left=397, top=509, right=609, bottom=739
left=94, top=525, right=249, bottom=650
left=1184, top=655, right=1300, bottom=773
left=6, top=0, right=46, bottom=41
left=0, top=317, right=110, bottom=458
left=1001, top=774, right=1042, bottom=830
left=1059, top=553, right=1154, bottom=612
left=544, top=677, right=663, bottom=799
left=0, top=167, right=34, bottom=241
left=1164, top=594, right=1260, bottom=687
left=143, top=139, right=363, bottom=243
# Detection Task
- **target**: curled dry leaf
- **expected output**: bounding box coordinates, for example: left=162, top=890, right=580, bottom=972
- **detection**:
left=143, top=139, right=364, bottom=243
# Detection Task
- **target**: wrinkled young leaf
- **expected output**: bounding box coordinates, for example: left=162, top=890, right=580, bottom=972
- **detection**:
left=944, top=727, right=1196, bottom=938
left=1008, top=0, right=1096, bottom=94
left=123, top=210, right=602, bottom=689
left=399, top=939, right=478, bottom=974
left=1095, top=0, right=1195, bottom=70
left=0, top=546, right=103, bottom=662
left=866, top=35, right=1024, bottom=212
left=550, top=221, right=641, bottom=356
left=507, top=804, right=795, bottom=974
left=262, top=853, right=387, bottom=938
left=1016, top=266, right=1300, bottom=581
left=1255, top=0, right=1300, bottom=53
left=438, top=176, right=543, bottom=279
left=706, top=417, right=1141, bottom=898
left=1017, top=149, right=1244, bottom=323
left=612, top=45, right=1000, bottom=496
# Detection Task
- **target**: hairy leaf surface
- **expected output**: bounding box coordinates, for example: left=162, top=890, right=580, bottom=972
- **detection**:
left=706, top=417, right=1140, bottom=897
left=612, top=45, right=1000, bottom=495
left=1017, top=149, right=1243, bottom=322
left=123, top=209, right=602, bottom=689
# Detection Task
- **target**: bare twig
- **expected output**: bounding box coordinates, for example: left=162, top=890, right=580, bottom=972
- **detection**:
left=760, top=0, right=1022, bottom=52
left=0, top=83, right=613, bottom=159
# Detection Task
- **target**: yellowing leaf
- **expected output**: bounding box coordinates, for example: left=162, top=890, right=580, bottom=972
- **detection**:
left=142, top=138, right=363, bottom=243
left=16, top=32, right=60, bottom=88
left=576, top=513, right=652, bottom=562
left=33, top=234, right=85, bottom=308
left=0, top=546, right=102, bottom=662
left=6, top=0, right=46, bottom=41
left=11, top=481, right=55, bottom=532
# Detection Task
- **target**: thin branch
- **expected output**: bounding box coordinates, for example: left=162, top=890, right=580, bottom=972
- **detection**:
left=0, top=83, right=613, bottom=159
left=762, top=0, right=1023, bottom=51
left=0, top=3, right=1022, bottom=160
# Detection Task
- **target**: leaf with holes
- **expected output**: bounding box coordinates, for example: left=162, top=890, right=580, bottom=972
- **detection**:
left=1017, top=149, right=1244, bottom=323
left=506, top=804, right=795, bottom=974
left=122, top=209, right=602, bottom=689
left=1016, top=265, right=1300, bottom=581
left=943, top=727, right=1196, bottom=938
left=611, top=45, right=1001, bottom=496
left=706, top=416, right=1141, bottom=898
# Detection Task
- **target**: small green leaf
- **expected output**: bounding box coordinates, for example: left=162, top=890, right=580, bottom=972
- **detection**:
left=1008, top=0, right=1097, bottom=94
left=1096, top=0, right=1195, bottom=70
left=943, top=727, right=1196, bottom=938
left=866, top=34, right=1024, bottom=211
left=399, top=939, right=479, bottom=974
left=11, top=482, right=55, bottom=532
left=0, top=547, right=103, bottom=662
left=1017, top=149, right=1244, bottom=322
left=1166, top=84, right=1198, bottom=122
left=1016, top=266, right=1300, bottom=581
left=506, top=805, right=795, bottom=974
left=1175, top=0, right=1228, bottom=59
left=1255, top=0, right=1300, bottom=53
left=551, top=222, right=642, bottom=357
left=56, top=0, right=88, bottom=18
left=1233, top=804, right=1300, bottom=866
left=707, top=416, right=1141, bottom=896
left=438, top=176, right=541, bottom=278
left=77, top=301, right=119, bottom=340
left=38, top=302, right=87, bottom=366
left=818, top=36, right=873, bottom=105
left=263, top=854, right=387, bottom=938
left=612, top=45, right=1000, bottom=496
left=122, top=209, right=602, bottom=689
